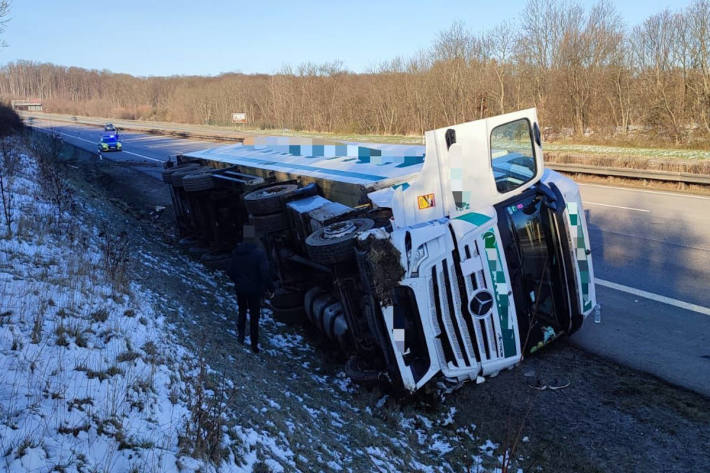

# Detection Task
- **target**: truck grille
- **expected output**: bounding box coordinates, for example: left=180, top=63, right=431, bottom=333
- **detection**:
left=429, top=237, right=503, bottom=374
left=430, top=257, right=476, bottom=369
left=461, top=241, right=501, bottom=363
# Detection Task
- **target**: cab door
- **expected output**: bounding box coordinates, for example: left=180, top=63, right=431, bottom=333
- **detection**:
left=387, top=108, right=545, bottom=229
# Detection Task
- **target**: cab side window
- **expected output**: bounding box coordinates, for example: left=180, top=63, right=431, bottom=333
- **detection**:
left=490, top=119, right=536, bottom=193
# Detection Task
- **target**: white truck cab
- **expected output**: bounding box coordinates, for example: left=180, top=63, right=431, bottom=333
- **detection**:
left=367, top=109, right=596, bottom=391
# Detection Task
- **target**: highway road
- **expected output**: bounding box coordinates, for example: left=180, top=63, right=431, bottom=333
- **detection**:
left=31, top=119, right=710, bottom=397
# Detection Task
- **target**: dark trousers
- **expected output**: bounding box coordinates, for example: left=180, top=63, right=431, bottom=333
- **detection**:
left=237, top=293, right=261, bottom=350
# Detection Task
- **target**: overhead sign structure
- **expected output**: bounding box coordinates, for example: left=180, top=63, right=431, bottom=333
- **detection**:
left=232, top=112, right=247, bottom=124
left=11, top=99, right=42, bottom=112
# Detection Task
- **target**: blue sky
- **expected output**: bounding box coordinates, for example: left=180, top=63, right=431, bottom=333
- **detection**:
left=1, top=0, right=695, bottom=77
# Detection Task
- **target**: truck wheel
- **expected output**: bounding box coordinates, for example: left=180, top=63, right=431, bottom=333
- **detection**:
left=321, top=302, right=345, bottom=340
left=161, top=163, right=199, bottom=183
left=244, top=184, right=298, bottom=216
left=305, top=218, right=374, bottom=265
left=251, top=212, right=288, bottom=235
left=171, top=166, right=210, bottom=187
left=183, top=168, right=217, bottom=192
left=304, top=287, right=326, bottom=323
left=310, top=294, right=337, bottom=333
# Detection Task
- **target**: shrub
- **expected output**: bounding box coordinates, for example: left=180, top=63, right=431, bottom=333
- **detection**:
left=0, top=104, right=24, bottom=138
left=90, top=308, right=109, bottom=323
left=99, top=228, right=130, bottom=289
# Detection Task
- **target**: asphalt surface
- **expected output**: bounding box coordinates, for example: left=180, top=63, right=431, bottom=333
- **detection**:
left=31, top=119, right=710, bottom=397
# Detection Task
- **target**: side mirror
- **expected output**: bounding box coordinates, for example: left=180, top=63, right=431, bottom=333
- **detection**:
left=533, top=122, right=542, bottom=147
left=445, top=128, right=456, bottom=150
left=535, top=182, right=559, bottom=212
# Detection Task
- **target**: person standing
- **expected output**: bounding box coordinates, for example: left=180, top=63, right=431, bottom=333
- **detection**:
left=227, top=226, right=273, bottom=353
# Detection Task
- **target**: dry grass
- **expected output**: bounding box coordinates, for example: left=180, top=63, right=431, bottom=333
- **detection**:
left=98, top=228, right=131, bottom=291
left=178, top=355, right=237, bottom=464
left=546, top=152, right=710, bottom=174
left=562, top=172, right=710, bottom=196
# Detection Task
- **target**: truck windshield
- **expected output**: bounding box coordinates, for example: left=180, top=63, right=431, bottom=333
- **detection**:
left=497, top=191, right=573, bottom=351
left=490, top=119, right=536, bottom=193
left=508, top=199, right=558, bottom=324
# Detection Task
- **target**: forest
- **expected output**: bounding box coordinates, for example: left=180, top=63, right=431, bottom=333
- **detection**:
left=2, top=0, right=709, bottom=145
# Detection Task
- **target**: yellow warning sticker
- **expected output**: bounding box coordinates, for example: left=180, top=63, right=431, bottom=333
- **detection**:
left=418, top=193, right=435, bottom=209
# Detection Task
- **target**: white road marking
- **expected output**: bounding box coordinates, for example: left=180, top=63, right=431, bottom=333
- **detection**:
left=585, top=201, right=649, bottom=212
left=123, top=150, right=164, bottom=162
left=55, top=130, right=95, bottom=144
left=51, top=129, right=164, bottom=162
left=579, top=182, right=710, bottom=200
left=596, top=278, right=710, bottom=316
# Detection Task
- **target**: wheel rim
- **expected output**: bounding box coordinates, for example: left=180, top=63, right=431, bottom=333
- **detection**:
left=254, top=186, right=288, bottom=198
left=323, top=220, right=356, bottom=239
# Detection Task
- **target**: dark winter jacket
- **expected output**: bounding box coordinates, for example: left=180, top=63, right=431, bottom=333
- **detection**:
left=227, top=242, right=274, bottom=296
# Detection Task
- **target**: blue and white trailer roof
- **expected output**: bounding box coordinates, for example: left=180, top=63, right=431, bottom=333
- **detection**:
left=182, top=136, right=426, bottom=188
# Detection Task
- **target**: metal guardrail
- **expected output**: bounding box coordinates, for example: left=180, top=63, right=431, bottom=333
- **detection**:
left=23, top=112, right=710, bottom=185
left=547, top=162, right=710, bottom=185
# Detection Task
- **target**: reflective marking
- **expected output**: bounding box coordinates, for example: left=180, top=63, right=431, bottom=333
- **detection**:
left=596, top=278, right=710, bottom=316
left=585, top=201, right=649, bottom=212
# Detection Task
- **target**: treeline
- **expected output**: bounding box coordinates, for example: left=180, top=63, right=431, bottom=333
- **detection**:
left=2, top=0, right=709, bottom=144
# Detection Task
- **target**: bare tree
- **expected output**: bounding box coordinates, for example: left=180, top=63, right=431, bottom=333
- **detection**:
left=1, top=1, right=708, bottom=145
left=0, top=1, right=10, bottom=48
left=485, top=22, right=517, bottom=114
left=686, top=0, right=710, bottom=133
left=631, top=9, right=686, bottom=141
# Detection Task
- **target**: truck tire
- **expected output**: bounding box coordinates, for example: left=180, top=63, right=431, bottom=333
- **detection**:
left=251, top=212, right=288, bottom=235
left=321, top=302, right=345, bottom=340
left=171, top=166, right=210, bottom=187
left=183, top=168, right=217, bottom=192
left=304, top=287, right=326, bottom=322
left=161, top=163, right=199, bottom=183
left=243, top=184, right=298, bottom=216
left=305, top=218, right=375, bottom=265
left=311, top=294, right=337, bottom=333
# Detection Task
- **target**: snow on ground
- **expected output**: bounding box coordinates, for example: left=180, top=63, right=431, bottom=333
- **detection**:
left=0, top=141, right=285, bottom=472
left=0, top=137, right=508, bottom=472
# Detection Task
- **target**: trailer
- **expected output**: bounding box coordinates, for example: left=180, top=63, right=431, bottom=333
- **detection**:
left=163, top=108, right=597, bottom=392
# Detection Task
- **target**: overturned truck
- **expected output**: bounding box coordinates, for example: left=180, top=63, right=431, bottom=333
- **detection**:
left=163, top=108, right=597, bottom=392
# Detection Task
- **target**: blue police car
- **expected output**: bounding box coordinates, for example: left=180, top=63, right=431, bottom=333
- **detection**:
left=98, top=133, right=122, bottom=152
